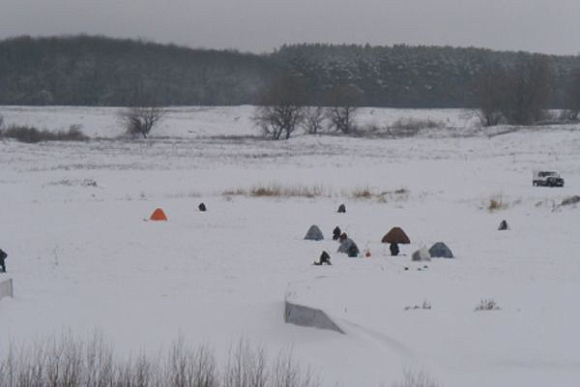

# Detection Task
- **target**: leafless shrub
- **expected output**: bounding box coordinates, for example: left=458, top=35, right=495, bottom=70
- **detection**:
left=0, top=124, right=89, bottom=143
left=253, top=75, right=305, bottom=140
left=391, top=117, right=445, bottom=131
left=271, top=350, right=319, bottom=387
left=119, top=106, right=166, bottom=139
left=302, top=107, right=326, bottom=135
left=475, top=299, right=501, bottom=311
left=223, top=340, right=267, bottom=387
left=0, top=335, right=319, bottom=387
left=391, top=368, right=441, bottom=387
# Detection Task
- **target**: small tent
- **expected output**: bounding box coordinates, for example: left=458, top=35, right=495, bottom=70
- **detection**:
left=429, top=242, right=454, bottom=258
left=150, top=208, right=168, bottom=221
left=412, top=247, right=431, bottom=262
left=337, top=204, right=346, bottom=213
left=198, top=202, right=207, bottom=212
left=498, top=220, right=509, bottom=230
left=338, top=238, right=359, bottom=257
left=304, top=225, right=324, bottom=241
left=381, top=227, right=411, bottom=244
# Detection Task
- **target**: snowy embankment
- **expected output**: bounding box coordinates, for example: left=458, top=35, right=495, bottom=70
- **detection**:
left=0, top=106, right=579, bottom=386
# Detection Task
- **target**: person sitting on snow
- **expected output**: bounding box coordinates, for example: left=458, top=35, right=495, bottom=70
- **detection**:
left=314, top=251, right=331, bottom=265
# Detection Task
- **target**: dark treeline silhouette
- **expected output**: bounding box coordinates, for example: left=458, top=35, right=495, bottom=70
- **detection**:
left=0, top=35, right=275, bottom=106
left=272, top=43, right=580, bottom=108
left=1, top=35, right=579, bottom=108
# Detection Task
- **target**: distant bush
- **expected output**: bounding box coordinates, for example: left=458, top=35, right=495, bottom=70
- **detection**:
left=475, top=298, right=501, bottom=311
left=392, top=117, right=446, bottom=130
left=0, top=124, right=88, bottom=143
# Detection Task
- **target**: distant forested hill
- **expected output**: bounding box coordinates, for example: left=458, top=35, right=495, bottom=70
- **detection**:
left=0, top=35, right=274, bottom=106
left=0, top=36, right=578, bottom=107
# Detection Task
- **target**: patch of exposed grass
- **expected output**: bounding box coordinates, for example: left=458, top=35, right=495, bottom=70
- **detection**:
left=351, top=187, right=373, bottom=199
left=486, top=194, right=508, bottom=212
left=223, top=184, right=326, bottom=198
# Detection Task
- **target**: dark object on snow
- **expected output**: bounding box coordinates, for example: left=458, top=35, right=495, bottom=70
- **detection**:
left=198, top=202, right=207, bottom=212
left=332, top=226, right=341, bottom=240
left=429, top=242, right=454, bottom=258
left=314, top=251, right=331, bottom=265
left=304, top=225, right=324, bottom=241
left=347, top=243, right=359, bottom=257
left=561, top=195, right=580, bottom=206
left=404, top=267, right=409, bottom=271
left=381, top=227, right=411, bottom=244
left=498, top=220, right=509, bottom=230
left=337, top=204, right=346, bottom=213
left=389, top=243, right=400, bottom=256
left=0, top=249, right=7, bottom=273
left=339, top=232, right=348, bottom=242
left=338, top=238, right=359, bottom=257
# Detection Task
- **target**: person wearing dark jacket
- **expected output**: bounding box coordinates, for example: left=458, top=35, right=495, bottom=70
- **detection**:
left=0, top=249, right=7, bottom=273
left=314, top=251, right=331, bottom=265
left=390, top=243, right=400, bottom=256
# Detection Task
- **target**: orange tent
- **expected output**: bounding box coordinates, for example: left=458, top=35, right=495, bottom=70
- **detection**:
left=150, top=208, right=168, bottom=221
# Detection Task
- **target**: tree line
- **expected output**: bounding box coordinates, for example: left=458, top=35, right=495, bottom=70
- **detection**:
left=1, top=35, right=579, bottom=118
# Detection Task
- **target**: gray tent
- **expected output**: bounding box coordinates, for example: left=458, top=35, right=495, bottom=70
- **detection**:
left=429, top=242, right=454, bottom=258
left=304, top=225, right=324, bottom=241
left=338, top=238, right=359, bottom=257
left=412, top=247, right=431, bottom=262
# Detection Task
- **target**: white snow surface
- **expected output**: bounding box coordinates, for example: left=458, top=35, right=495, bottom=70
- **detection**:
left=1, top=106, right=580, bottom=386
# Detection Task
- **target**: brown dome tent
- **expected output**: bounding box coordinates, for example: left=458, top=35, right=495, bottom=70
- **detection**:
left=381, top=227, right=411, bottom=244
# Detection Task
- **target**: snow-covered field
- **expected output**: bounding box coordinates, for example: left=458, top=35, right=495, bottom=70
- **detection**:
left=1, top=106, right=579, bottom=386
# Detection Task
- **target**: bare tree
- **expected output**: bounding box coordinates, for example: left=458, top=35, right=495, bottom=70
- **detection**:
left=119, top=105, right=166, bottom=139
left=474, top=54, right=551, bottom=126
left=325, top=85, right=362, bottom=134
left=253, top=75, right=305, bottom=140
left=564, top=67, right=580, bottom=120
left=501, top=54, right=551, bottom=125
left=302, top=106, right=326, bottom=134
left=474, top=63, right=507, bottom=126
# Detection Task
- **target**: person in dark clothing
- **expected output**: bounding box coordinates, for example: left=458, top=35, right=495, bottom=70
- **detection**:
left=314, top=251, right=331, bottom=265
left=332, top=226, right=341, bottom=240
left=0, top=249, right=7, bottom=273
left=389, top=243, right=400, bottom=256
left=347, top=243, right=359, bottom=257
left=198, top=202, right=207, bottom=212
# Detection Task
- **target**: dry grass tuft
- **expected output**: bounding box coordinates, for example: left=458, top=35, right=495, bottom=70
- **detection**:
left=486, top=194, right=508, bottom=212
left=223, top=184, right=326, bottom=198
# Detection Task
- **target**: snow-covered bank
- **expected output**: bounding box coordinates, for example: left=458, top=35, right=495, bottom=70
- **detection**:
left=1, top=106, right=579, bottom=386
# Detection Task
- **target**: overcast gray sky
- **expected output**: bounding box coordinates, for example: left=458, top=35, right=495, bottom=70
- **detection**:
left=1, top=0, right=578, bottom=55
